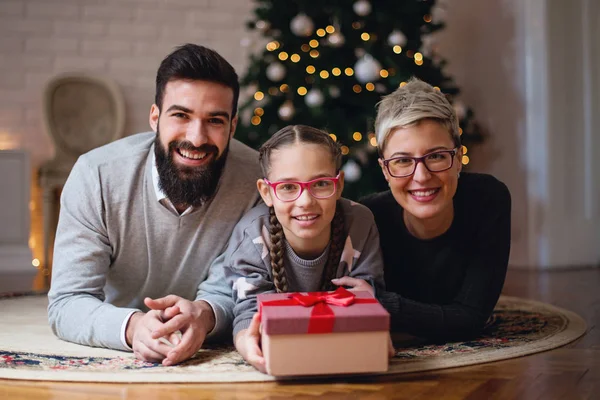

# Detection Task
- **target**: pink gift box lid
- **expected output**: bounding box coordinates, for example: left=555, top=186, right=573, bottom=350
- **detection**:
left=257, top=290, right=390, bottom=335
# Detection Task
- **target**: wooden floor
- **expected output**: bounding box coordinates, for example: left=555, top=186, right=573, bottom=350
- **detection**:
left=2, top=267, right=599, bottom=399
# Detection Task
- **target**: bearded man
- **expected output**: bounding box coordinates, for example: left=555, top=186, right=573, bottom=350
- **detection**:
left=48, top=44, right=261, bottom=366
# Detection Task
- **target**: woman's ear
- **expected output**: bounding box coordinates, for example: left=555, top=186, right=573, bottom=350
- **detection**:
left=257, top=179, right=274, bottom=207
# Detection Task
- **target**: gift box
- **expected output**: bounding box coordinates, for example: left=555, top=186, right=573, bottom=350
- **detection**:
left=257, top=287, right=390, bottom=376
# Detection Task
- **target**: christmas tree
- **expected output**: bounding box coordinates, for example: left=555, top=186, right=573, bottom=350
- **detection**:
left=237, top=0, right=483, bottom=200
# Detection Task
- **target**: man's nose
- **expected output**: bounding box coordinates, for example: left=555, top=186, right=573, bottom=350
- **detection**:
left=186, top=120, right=208, bottom=147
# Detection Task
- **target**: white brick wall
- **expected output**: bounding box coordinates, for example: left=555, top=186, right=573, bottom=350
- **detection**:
left=0, top=0, right=256, bottom=167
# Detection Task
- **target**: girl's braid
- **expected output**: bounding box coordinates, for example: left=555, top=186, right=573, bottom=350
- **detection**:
left=268, top=206, right=288, bottom=292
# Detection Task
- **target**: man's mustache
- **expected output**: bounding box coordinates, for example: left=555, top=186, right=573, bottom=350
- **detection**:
left=170, top=141, right=219, bottom=155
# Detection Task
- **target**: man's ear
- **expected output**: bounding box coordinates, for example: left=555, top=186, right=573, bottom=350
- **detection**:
left=336, top=170, right=345, bottom=199
left=229, top=114, right=238, bottom=139
left=378, top=158, right=390, bottom=183
left=149, top=104, right=160, bottom=132
left=257, top=179, right=274, bottom=207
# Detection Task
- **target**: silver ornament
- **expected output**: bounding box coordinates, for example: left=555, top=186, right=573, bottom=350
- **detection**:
left=328, top=86, right=341, bottom=98
left=342, top=160, right=362, bottom=183
left=255, top=20, right=270, bottom=32
left=354, top=54, right=382, bottom=83
left=305, top=89, right=324, bottom=107
left=278, top=100, right=295, bottom=121
left=266, top=62, right=286, bottom=82
left=353, top=0, right=372, bottom=17
left=388, top=30, right=407, bottom=47
left=327, top=32, right=345, bottom=47
left=453, top=100, right=467, bottom=120
left=290, top=13, right=314, bottom=37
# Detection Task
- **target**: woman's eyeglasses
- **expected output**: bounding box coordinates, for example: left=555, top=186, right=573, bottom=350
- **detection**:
left=382, top=148, right=458, bottom=178
left=264, top=173, right=341, bottom=202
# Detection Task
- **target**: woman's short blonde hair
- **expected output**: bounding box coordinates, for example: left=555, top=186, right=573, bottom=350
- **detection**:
left=375, top=77, right=461, bottom=155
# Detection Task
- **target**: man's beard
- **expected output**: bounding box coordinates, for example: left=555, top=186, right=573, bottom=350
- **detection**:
left=154, top=132, right=229, bottom=209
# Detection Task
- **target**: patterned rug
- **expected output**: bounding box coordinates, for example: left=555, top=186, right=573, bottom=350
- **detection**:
left=0, top=295, right=586, bottom=382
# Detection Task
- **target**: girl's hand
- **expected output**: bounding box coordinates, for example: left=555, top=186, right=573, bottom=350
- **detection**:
left=234, top=313, right=266, bottom=373
left=331, top=276, right=374, bottom=295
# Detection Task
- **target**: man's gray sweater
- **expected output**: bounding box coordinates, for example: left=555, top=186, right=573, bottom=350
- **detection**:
left=47, top=132, right=261, bottom=351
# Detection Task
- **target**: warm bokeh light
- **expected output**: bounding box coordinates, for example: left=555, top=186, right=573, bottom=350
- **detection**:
left=393, top=45, right=402, bottom=54
left=297, top=86, right=307, bottom=95
left=415, top=59, right=423, bottom=66
left=254, top=107, right=264, bottom=116
left=361, top=32, right=370, bottom=41
left=329, top=133, right=337, bottom=141
left=301, top=44, right=310, bottom=52
left=433, top=86, right=441, bottom=91
left=459, top=127, right=463, bottom=135
left=319, top=70, right=330, bottom=79
left=380, top=69, right=389, bottom=78
left=251, top=116, right=261, bottom=125
left=278, top=51, right=289, bottom=61
left=280, top=84, right=289, bottom=92
left=306, top=65, right=316, bottom=74
left=353, top=84, right=362, bottom=93
left=414, top=52, right=423, bottom=61
left=266, top=41, right=280, bottom=51
left=290, top=53, right=301, bottom=63
left=310, top=50, right=319, bottom=58
left=316, top=28, right=326, bottom=37
left=353, top=132, right=363, bottom=141
left=309, top=39, right=319, bottom=48
left=32, top=259, right=40, bottom=267
left=462, top=145, right=468, bottom=154
left=326, top=25, right=335, bottom=33
left=369, top=137, right=377, bottom=147
left=424, top=14, right=432, bottom=23
left=0, top=132, right=18, bottom=150
left=345, top=67, right=354, bottom=76
left=352, top=21, right=362, bottom=29
left=341, top=145, right=350, bottom=155
left=365, top=83, right=375, bottom=91
left=400, top=81, right=407, bottom=87
left=332, top=67, right=341, bottom=76
left=268, top=87, right=278, bottom=95
left=254, top=91, right=264, bottom=101
left=462, top=155, right=470, bottom=165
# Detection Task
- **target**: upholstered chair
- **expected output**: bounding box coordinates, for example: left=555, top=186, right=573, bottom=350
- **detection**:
left=38, top=73, right=125, bottom=285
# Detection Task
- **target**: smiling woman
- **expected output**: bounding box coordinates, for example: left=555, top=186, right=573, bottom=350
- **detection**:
left=354, top=78, right=512, bottom=342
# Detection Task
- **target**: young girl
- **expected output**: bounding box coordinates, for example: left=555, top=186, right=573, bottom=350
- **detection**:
left=223, top=125, right=386, bottom=372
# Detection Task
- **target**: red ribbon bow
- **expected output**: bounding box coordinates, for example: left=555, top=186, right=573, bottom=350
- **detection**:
left=259, top=287, right=377, bottom=334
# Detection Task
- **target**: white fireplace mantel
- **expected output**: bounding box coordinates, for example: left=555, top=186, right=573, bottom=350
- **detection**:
left=0, top=150, right=35, bottom=293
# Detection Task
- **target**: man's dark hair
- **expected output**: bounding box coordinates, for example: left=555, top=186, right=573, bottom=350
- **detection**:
left=155, top=43, right=240, bottom=117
